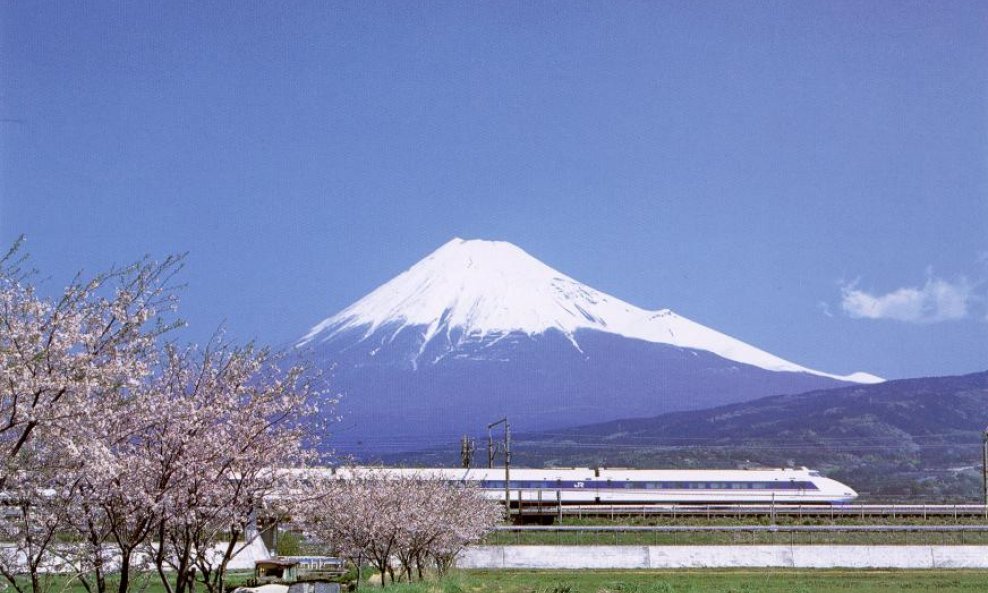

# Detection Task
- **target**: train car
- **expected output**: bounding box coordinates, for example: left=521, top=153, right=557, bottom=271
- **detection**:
left=592, top=467, right=856, bottom=504
left=333, top=466, right=857, bottom=505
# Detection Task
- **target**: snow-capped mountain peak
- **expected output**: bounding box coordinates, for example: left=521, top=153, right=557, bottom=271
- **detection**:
left=298, top=238, right=882, bottom=384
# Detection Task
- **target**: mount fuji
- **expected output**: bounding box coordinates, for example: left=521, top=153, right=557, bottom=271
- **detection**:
left=298, top=238, right=881, bottom=453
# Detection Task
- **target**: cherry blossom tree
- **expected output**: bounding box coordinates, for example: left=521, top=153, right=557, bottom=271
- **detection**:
left=0, top=241, right=181, bottom=475
left=299, top=469, right=501, bottom=588
left=147, top=341, right=324, bottom=593
left=421, top=481, right=501, bottom=576
left=0, top=242, right=183, bottom=593
left=0, top=243, right=331, bottom=593
left=0, top=444, right=83, bottom=593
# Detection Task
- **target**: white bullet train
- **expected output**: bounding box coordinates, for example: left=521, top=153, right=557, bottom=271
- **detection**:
left=333, top=466, right=858, bottom=505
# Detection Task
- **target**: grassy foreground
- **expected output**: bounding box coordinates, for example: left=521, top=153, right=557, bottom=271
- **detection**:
left=383, top=569, right=988, bottom=593
left=23, top=572, right=255, bottom=593
left=25, top=568, right=988, bottom=593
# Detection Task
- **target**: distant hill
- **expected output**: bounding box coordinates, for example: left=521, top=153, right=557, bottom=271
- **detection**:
left=392, top=371, right=988, bottom=502
left=509, top=371, right=988, bottom=501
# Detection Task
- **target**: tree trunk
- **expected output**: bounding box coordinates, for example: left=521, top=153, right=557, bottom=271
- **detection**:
left=154, top=522, right=177, bottom=593
left=117, top=549, right=131, bottom=593
left=376, top=560, right=388, bottom=588
left=93, top=554, right=108, bottom=593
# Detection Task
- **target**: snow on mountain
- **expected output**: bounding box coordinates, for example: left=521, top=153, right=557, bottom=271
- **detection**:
left=299, top=238, right=882, bottom=384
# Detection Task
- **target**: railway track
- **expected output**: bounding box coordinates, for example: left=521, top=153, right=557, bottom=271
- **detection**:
left=487, top=522, right=988, bottom=545
left=514, top=503, right=988, bottom=521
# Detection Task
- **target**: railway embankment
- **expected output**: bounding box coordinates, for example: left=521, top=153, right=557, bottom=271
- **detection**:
left=459, top=544, right=988, bottom=569
left=485, top=524, right=988, bottom=546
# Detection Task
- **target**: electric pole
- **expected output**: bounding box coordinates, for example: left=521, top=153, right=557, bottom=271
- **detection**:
left=488, top=417, right=511, bottom=518
left=460, top=435, right=475, bottom=468
left=487, top=427, right=495, bottom=469
left=505, top=420, right=511, bottom=513
left=982, top=425, right=988, bottom=515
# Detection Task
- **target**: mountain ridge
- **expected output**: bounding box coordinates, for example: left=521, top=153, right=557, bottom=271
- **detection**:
left=529, top=370, right=988, bottom=440
left=505, top=370, right=988, bottom=500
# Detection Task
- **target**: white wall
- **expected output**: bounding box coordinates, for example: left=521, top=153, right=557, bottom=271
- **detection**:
left=458, top=545, right=988, bottom=569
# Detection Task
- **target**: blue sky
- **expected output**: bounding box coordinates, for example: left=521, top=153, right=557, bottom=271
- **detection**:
left=2, top=2, right=986, bottom=380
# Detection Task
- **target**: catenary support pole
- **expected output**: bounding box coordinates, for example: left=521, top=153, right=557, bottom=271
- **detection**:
left=487, top=417, right=511, bottom=519
left=505, top=419, right=511, bottom=518
left=982, top=425, right=988, bottom=517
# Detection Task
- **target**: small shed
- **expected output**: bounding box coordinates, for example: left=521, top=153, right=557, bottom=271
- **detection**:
left=254, top=558, right=299, bottom=583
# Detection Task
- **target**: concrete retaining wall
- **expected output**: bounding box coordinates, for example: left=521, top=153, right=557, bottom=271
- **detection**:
left=458, top=545, right=988, bottom=569
left=1, top=537, right=270, bottom=573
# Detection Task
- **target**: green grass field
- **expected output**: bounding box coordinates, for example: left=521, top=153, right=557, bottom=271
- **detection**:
left=18, top=571, right=256, bottom=593
left=21, top=568, right=988, bottom=593
left=384, top=569, right=988, bottom=593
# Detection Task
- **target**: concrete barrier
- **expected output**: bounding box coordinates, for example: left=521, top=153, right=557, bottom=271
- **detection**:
left=458, top=545, right=988, bottom=569
left=0, top=536, right=271, bottom=574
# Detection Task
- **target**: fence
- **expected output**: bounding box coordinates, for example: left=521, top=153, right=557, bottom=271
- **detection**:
left=484, top=524, right=988, bottom=546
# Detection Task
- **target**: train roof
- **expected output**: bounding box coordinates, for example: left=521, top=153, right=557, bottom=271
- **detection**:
left=327, top=466, right=824, bottom=480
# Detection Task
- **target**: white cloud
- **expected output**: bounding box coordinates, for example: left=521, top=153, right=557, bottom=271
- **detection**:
left=840, top=276, right=972, bottom=323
